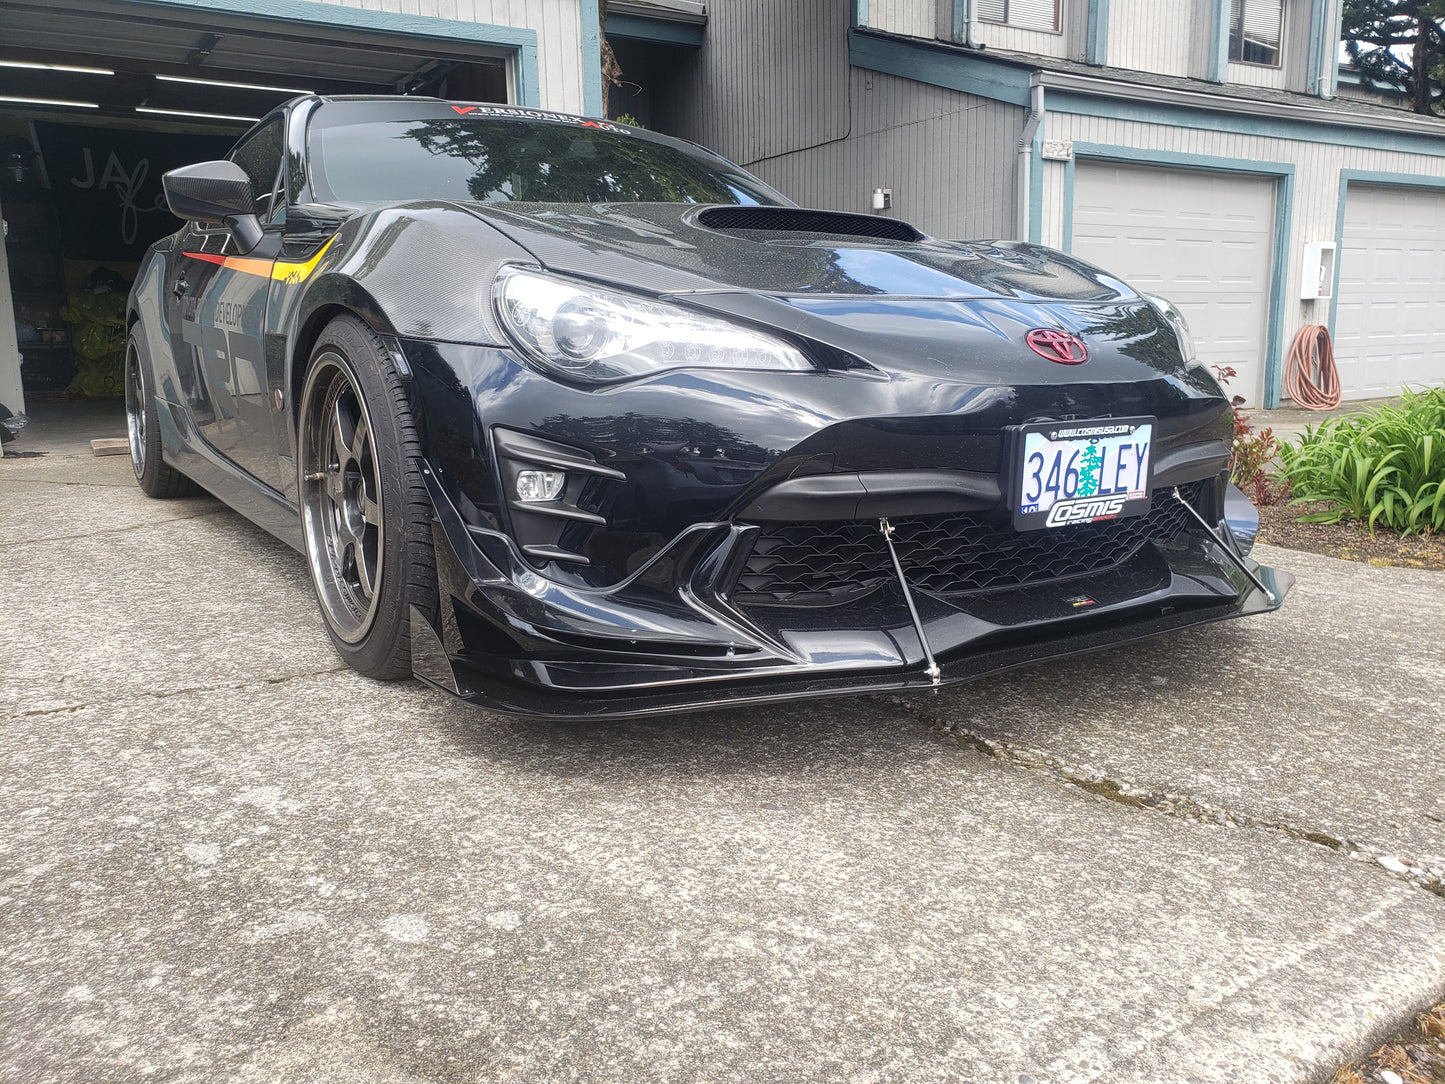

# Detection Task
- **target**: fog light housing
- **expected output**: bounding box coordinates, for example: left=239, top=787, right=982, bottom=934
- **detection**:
left=516, top=469, right=566, bottom=503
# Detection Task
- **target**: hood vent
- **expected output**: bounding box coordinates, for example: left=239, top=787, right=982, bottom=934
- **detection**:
left=696, top=206, right=925, bottom=243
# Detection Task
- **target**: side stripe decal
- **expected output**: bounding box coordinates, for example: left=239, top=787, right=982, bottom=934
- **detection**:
left=183, top=236, right=336, bottom=284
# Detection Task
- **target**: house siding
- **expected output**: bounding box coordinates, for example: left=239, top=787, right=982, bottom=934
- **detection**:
left=865, top=0, right=1087, bottom=55
left=971, top=20, right=1073, bottom=58
left=311, top=0, right=587, bottom=111
left=662, top=7, right=1021, bottom=240
left=1040, top=157, right=1067, bottom=247
left=1107, top=0, right=1209, bottom=78
left=865, top=0, right=938, bottom=40
left=1228, top=60, right=1289, bottom=90
left=652, top=0, right=850, bottom=166
left=749, top=69, right=1023, bottom=240
left=1335, top=83, right=1406, bottom=108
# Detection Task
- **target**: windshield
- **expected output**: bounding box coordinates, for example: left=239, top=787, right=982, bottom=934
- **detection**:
left=308, top=104, right=783, bottom=206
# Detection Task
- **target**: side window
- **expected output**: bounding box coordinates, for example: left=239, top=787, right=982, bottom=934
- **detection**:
left=1229, top=0, right=1284, bottom=66
left=975, top=0, right=1060, bottom=32
left=228, top=119, right=286, bottom=221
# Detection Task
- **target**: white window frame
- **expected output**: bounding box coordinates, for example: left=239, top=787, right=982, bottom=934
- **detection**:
left=975, top=0, right=1062, bottom=34
left=1229, top=0, right=1285, bottom=69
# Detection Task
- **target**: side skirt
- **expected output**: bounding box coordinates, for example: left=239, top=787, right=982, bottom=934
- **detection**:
left=156, top=395, right=303, bottom=551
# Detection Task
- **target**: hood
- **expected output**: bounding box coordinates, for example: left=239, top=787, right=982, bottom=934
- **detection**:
left=453, top=200, right=1204, bottom=393
left=460, top=201, right=1138, bottom=304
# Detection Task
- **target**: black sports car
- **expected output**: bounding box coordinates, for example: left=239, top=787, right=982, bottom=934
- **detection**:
left=126, top=94, right=1289, bottom=718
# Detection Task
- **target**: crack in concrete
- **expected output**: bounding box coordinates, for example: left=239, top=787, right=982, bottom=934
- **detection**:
left=0, top=509, right=231, bottom=549
left=0, top=666, right=350, bottom=723
left=0, top=475, right=160, bottom=490
left=889, top=695, right=1445, bottom=902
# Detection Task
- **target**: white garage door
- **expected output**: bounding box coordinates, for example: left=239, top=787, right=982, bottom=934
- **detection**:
left=1072, top=162, right=1277, bottom=406
left=1334, top=184, right=1445, bottom=401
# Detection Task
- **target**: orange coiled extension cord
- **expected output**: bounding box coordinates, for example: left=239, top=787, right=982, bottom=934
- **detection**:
left=1285, top=323, right=1342, bottom=410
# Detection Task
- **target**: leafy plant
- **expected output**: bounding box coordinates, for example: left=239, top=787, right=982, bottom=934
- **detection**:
left=1277, top=386, right=1445, bottom=536
left=1211, top=365, right=1290, bottom=505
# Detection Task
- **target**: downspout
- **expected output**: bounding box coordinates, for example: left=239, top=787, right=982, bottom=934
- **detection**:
left=1016, top=77, right=1044, bottom=242
left=1306, top=0, right=1325, bottom=97
left=1328, top=0, right=1344, bottom=96
left=952, top=0, right=980, bottom=48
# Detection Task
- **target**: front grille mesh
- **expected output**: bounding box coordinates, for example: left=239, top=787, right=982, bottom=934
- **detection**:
left=731, top=481, right=1208, bottom=607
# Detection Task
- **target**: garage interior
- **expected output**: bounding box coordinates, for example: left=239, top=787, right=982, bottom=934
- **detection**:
left=0, top=0, right=511, bottom=446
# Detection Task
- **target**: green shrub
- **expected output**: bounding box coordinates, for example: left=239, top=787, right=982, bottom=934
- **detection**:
left=1277, top=386, right=1445, bottom=536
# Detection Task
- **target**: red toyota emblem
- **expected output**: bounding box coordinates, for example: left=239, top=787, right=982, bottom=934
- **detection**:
left=1025, top=328, right=1088, bottom=364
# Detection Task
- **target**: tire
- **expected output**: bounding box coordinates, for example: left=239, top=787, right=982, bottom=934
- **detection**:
left=125, top=327, right=199, bottom=498
left=296, top=314, right=438, bottom=680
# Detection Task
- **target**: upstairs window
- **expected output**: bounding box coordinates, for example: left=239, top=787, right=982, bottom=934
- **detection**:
left=975, top=0, right=1060, bottom=33
left=1229, top=0, right=1283, bottom=66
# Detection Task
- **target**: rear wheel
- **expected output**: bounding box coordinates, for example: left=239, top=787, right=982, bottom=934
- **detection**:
left=125, top=327, right=198, bottom=498
left=297, top=315, right=437, bottom=679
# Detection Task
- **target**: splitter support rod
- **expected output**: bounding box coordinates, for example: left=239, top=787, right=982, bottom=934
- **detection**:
left=879, top=517, right=942, bottom=685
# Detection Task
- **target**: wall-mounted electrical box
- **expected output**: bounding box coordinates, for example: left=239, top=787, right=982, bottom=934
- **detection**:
left=871, top=187, right=893, bottom=211
left=1299, top=241, right=1336, bottom=300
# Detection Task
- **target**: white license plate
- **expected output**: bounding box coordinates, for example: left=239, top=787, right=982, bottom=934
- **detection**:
left=1012, top=418, right=1155, bottom=531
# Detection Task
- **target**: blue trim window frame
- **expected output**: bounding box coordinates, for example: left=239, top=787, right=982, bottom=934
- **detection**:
left=1064, top=143, right=1296, bottom=408
left=1329, top=169, right=1445, bottom=345
left=1086, top=0, right=1109, bottom=66
left=581, top=0, right=604, bottom=117
left=123, top=0, right=543, bottom=107
left=1208, top=0, right=1231, bottom=82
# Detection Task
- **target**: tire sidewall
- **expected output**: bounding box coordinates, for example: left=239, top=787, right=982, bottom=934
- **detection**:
left=298, top=317, right=419, bottom=676
left=126, top=325, right=169, bottom=493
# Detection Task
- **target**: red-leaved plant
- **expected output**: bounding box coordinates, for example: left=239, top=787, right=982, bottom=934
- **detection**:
left=1211, top=365, right=1290, bottom=506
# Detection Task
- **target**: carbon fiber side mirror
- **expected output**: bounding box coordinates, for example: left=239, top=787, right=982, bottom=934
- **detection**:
left=162, top=161, right=264, bottom=254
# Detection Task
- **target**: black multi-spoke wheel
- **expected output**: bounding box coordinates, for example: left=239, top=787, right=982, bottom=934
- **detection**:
left=297, top=315, right=436, bottom=679
left=125, top=325, right=198, bottom=498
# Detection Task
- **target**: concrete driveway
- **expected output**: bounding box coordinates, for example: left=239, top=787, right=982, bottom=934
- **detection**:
left=3, top=449, right=1443, bottom=1084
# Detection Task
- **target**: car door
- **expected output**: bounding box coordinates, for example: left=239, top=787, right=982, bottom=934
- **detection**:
left=167, top=118, right=286, bottom=490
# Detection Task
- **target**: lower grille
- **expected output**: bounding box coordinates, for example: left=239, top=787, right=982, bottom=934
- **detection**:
left=731, top=481, right=1209, bottom=607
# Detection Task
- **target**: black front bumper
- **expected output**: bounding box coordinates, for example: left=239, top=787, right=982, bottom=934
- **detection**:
left=409, top=465, right=1290, bottom=720
left=399, top=338, right=1286, bottom=719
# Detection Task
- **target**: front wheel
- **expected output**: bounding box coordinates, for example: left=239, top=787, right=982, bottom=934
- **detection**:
left=296, top=315, right=437, bottom=679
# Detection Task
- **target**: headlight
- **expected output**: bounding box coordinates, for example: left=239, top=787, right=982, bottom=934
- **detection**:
left=1144, top=293, right=1199, bottom=368
left=493, top=267, right=813, bottom=384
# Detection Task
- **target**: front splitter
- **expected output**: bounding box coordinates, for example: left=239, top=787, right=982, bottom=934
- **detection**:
left=413, top=564, right=1292, bottom=720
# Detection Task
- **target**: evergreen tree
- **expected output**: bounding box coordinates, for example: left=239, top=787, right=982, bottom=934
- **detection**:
left=1341, top=0, right=1445, bottom=115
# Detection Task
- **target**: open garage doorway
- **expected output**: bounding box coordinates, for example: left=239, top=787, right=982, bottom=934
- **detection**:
left=0, top=0, right=518, bottom=453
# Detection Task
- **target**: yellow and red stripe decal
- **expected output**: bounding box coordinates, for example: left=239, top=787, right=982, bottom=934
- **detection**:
left=183, top=236, right=336, bottom=285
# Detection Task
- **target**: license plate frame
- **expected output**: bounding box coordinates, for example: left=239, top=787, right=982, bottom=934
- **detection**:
left=1007, top=416, right=1156, bottom=531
